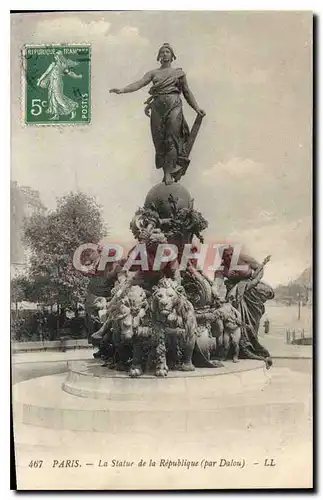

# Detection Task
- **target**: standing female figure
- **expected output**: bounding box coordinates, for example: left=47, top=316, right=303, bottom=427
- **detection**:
left=110, top=43, right=205, bottom=185
left=37, top=50, right=82, bottom=120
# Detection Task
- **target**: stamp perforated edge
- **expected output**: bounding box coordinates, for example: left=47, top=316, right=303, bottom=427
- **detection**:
left=21, top=43, right=92, bottom=127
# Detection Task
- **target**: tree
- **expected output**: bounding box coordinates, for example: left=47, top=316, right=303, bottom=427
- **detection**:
left=22, top=191, right=107, bottom=337
left=11, top=276, right=32, bottom=316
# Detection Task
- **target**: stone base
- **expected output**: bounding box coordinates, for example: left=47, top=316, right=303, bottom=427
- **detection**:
left=62, top=359, right=269, bottom=401
left=13, top=359, right=275, bottom=433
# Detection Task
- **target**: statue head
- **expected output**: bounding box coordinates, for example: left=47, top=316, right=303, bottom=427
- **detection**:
left=221, top=245, right=234, bottom=266
left=157, top=43, right=176, bottom=63
left=151, top=277, right=197, bottom=340
left=54, top=49, right=79, bottom=68
left=54, top=50, right=64, bottom=62
left=213, top=294, right=225, bottom=308
left=152, top=277, right=186, bottom=319
left=115, top=285, right=149, bottom=341
left=227, top=290, right=238, bottom=309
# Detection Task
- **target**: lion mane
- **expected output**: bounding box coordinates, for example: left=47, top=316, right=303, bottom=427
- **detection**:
left=151, top=277, right=197, bottom=341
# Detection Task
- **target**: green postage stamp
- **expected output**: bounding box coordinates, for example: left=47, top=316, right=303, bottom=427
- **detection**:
left=22, top=44, right=91, bottom=124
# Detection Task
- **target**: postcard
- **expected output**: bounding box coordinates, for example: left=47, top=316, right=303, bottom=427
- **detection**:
left=11, top=10, right=313, bottom=490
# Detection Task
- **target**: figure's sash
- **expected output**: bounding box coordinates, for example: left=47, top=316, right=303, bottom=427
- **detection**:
left=149, top=68, right=185, bottom=97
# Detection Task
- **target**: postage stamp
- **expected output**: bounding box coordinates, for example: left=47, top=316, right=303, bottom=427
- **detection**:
left=22, top=44, right=91, bottom=125
left=11, top=11, right=313, bottom=491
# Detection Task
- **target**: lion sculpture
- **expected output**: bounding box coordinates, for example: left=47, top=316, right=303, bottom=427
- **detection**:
left=91, top=275, right=225, bottom=377
left=91, top=280, right=150, bottom=371
left=150, top=277, right=197, bottom=376
left=121, top=277, right=197, bottom=378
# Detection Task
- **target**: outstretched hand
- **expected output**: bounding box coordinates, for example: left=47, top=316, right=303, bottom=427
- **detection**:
left=197, top=108, right=206, bottom=117
left=109, top=88, right=122, bottom=94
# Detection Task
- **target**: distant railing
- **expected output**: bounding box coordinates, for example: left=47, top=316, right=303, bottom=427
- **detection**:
left=286, top=329, right=312, bottom=345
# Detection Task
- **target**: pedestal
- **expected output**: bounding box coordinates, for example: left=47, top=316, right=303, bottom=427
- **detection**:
left=13, top=359, right=272, bottom=433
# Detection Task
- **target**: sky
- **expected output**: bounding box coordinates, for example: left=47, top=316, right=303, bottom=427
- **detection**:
left=11, top=11, right=312, bottom=286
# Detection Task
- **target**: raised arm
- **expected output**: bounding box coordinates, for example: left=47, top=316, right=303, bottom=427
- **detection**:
left=110, top=71, right=153, bottom=95
left=240, top=253, right=264, bottom=289
left=240, top=253, right=261, bottom=271
left=37, top=62, right=54, bottom=85
left=180, top=75, right=205, bottom=117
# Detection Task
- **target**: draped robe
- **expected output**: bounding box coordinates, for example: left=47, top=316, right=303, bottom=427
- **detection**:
left=145, top=68, right=190, bottom=180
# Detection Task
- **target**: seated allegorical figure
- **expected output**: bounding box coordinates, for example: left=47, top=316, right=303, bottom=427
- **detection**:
left=213, top=247, right=274, bottom=365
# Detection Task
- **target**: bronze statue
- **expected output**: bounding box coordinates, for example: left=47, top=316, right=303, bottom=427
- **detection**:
left=110, top=43, right=205, bottom=185
left=212, top=297, right=242, bottom=363
left=213, top=249, right=274, bottom=368
left=87, top=45, right=275, bottom=376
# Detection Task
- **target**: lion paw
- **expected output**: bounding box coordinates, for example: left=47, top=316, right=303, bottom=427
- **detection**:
left=265, top=357, right=273, bottom=370
left=101, top=358, right=115, bottom=368
left=210, top=360, right=224, bottom=368
left=168, top=362, right=182, bottom=371
left=181, top=362, right=195, bottom=372
left=232, top=356, right=239, bottom=363
left=174, top=363, right=183, bottom=371
left=129, top=366, right=143, bottom=378
left=155, top=366, right=168, bottom=377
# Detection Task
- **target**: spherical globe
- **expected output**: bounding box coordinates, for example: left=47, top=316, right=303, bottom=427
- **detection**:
left=144, top=183, right=193, bottom=217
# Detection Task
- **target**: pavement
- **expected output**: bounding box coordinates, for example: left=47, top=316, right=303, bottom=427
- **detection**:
left=261, top=333, right=312, bottom=359
left=12, top=346, right=95, bottom=364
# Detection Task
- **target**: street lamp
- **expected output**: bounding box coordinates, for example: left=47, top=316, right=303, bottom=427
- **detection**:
left=297, top=292, right=301, bottom=321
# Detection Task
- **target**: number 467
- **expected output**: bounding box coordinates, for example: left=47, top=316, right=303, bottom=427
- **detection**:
left=30, top=99, right=48, bottom=116
left=29, top=460, right=43, bottom=468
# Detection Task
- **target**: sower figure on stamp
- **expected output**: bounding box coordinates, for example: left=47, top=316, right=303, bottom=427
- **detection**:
left=110, top=43, right=205, bottom=185
left=37, top=50, right=82, bottom=121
